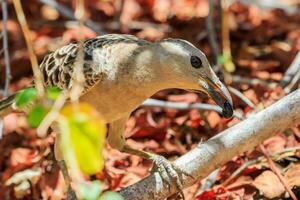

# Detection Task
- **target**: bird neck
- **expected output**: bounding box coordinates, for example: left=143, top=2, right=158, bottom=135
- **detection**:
left=117, top=42, right=192, bottom=97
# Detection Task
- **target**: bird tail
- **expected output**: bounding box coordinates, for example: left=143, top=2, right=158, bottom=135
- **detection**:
left=0, top=93, right=16, bottom=117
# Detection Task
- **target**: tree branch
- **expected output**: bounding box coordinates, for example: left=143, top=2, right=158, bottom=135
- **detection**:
left=120, top=89, right=300, bottom=200
left=1, top=0, right=11, bottom=97
left=142, top=98, right=244, bottom=120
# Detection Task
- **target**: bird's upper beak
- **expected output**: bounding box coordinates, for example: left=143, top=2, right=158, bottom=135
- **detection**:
left=200, top=77, right=233, bottom=118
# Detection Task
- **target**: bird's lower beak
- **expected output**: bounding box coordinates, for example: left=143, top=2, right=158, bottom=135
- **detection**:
left=201, top=78, right=233, bottom=118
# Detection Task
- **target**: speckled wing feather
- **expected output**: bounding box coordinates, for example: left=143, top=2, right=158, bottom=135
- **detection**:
left=39, top=34, right=149, bottom=95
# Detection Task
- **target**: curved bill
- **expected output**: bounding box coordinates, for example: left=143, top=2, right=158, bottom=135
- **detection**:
left=202, top=78, right=233, bottom=118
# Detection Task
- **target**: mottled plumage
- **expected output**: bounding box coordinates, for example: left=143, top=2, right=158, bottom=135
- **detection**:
left=39, top=34, right=150, bottom=94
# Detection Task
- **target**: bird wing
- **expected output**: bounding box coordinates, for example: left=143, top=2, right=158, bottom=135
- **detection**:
left=39, top=34, right=149, bottom=95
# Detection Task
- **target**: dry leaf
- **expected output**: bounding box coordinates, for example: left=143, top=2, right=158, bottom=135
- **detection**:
left=284, top=163, right=300, bottom=188
left=253, top=170, right=284, bottom=198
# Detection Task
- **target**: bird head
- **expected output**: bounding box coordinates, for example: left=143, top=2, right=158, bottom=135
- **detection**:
left=156, top=39, right=233, bottom=118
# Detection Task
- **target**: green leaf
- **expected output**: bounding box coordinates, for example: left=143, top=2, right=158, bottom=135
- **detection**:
left=46, top=87, right=61, bottom=100
left=217, top=54, right=230, bottom=65
left=28, top=105, right=48, bottom=128
left=16, top=88, right=37, bottom=107
left=79, top=181, right=102, bottom=200
left=99, top=192, right=123, bottom=200
left=60, top=104, right=107, bottom=175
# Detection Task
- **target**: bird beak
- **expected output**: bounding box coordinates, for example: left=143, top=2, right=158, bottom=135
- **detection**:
left=201, top=77, right=233, bottom=118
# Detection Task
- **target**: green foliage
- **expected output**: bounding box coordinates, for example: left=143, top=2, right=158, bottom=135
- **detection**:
left=79, top=181, right=102, bottom=200
left=99, top=192, right=123, bottom=200
left=18, top=86, right=109, bottom=199
left=28, top=105, right=48, bottom=128
left=217, top=54, right=230, bottom=65
left=46, top=86, right=61, bottom=100
left=15, top=88, right=37, bottom=107
left=60, top=104, right=107, bottom=175
left=217, top=53, right=235, bottom=73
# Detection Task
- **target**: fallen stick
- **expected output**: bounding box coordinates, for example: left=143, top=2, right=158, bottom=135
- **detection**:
left=142, top=99, right=244, bottom=120
left=120, top=89, right=300, bottom=200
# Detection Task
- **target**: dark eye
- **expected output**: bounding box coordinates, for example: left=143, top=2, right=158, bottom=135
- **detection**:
left=190, top=56, right=202, bottom=68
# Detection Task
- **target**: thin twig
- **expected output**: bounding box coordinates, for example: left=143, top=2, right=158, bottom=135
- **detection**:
left=197, top=169, right=219, bottom=194
left=38, top=0, right=105, bottom=35
left=223, top=146, right=300, bottom=186
left=284, top=69, right=300, bottom=94
left=2, top=0, right=11, bottom=97
left=37, top=93, right=66, bottom=138
left=13, top=0, right=45, bottom=98
left=70, top=0, right=85, bottom=103
left=281, top=51, right=300, bottom=88
left=113, top=0, right=124, bottom=29
left=206, top=0, right=220, bottom=69
left=0, top=0, right=11, bottom=139
left=231, top=75, right=278, bottom=88
left=259, top=145, right=297, bottom=200
left=228, top=86, right=256, bottom=109
left=142, top=98, right=244, bottom=120
left=220, top=0, right=235, bottom=73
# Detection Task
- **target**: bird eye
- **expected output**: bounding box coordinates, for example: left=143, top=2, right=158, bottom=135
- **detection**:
left=190, top=56, right=202, bottom=68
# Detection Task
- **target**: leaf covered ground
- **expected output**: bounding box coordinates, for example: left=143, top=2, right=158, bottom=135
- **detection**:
left=0, top=0, right=300, bottom=199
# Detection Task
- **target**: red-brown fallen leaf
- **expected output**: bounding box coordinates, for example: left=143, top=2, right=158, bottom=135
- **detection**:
left=263, top=135, right=287, bottom=154
left=248, top=5, right=263, bottom=27
left=120, top=0, right=142, bottom=24
left=286, top=135, right=300, bottom=148
left=137, top=27, right=165, bottom=41
left=9, top=148, right=40, bottom=172
left=39, top=164, right=65, bottom=200
left=195, top=186, right=229, bottom=200
left=238, top=59, right=280, bottom=71
left=218, top=158, right=244, bottom=181
left=189, top=109, right=201, bottom=128
left=40, top=5, right=60, bottom=20
left=117, top=171, right=143, bottom=189
left=228, top=186, right=257, bottom=200
left=62, top=28, right=96, bottom=43
left=152, top=0, right=171, bottom=22
left=224, top=175, right=258, bottom=199
left=94, top=0, right=117, bottom=16
left=226, top=176, right=253, bottom=190
left=3, top=114, right=20, bottom=134
left=206, top=112, right=221, bottom=129
left=243, top=89, right=259, bottom=105
left=284, top=163, right=300, bottom=188
left=195, top=190, right=215, bottom=200
left=253, top=170, right=285, bottom=199
left=291, top=127, right=300, bottom=140
left=128, top=110, right=168, bottom=140
left=270, top=73, right=283, bottom=81
left=167, top=93, right=198, bottom=103
left=0, top=20, right=21, bottom=40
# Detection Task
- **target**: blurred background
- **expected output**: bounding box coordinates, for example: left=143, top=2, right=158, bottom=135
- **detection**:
left=0, top=0, right=300, bottom=199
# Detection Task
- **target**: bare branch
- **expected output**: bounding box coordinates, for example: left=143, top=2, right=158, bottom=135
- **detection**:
left=120, top=89, right=300, bottom=200
left=206, top=0, right=220, bottom=67
left=142, top=98, right=244, bottom=120
left=13, top=0, right=45, bottom=97
left=1, top=0, right=11, bottom=97
left=228, top=86, right=256, bottom=109
left=281, top=51, right=300, bottom=93
left=0, top=0, right=11, bottom=139
left=231, top=75, right=278, bottom=88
